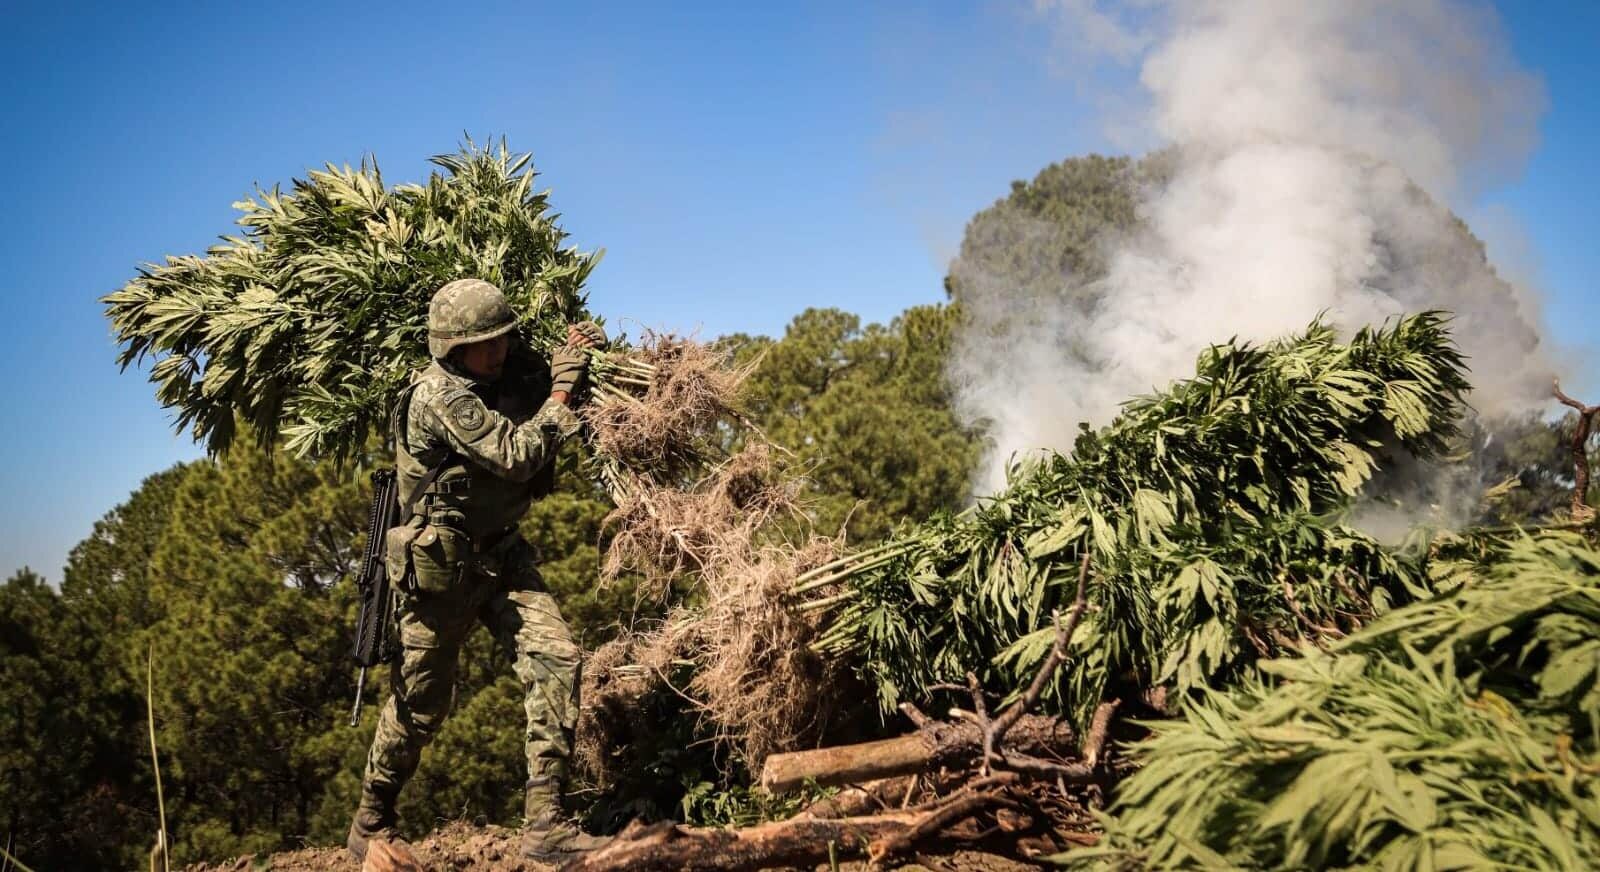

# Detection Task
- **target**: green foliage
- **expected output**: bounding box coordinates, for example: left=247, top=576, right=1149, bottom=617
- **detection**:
left=731, top=304, right=982, bottom=542
left=138, top=429, right=369, bottom=860
left=0, top=466, right=198, bottom=870
left=1466, top=412, right=1596, bottom=526
left=1072, top=531, right=1600, bottom=870
left=103, top=140, right=599, bottom=460
left=0, top=569, right=126, bottom=868
left=45, top=141, right=1587, bottom=868
left=577, top=658, right=723, bottom=832
left=815, top=313, right=1471, bottom=729
left=946, top=153, right=1164, bottom=302
left=679, top=781, right=836, bottom=828
left=0, top=434, right=631, bottom=867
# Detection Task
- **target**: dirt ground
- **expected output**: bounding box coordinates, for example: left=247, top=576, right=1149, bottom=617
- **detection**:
left=182, top=821, right=1047, bottom=872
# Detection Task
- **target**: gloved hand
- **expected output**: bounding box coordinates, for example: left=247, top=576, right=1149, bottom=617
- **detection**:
left=568, top=320, right=607, bottom=349
left=549, top=346, right=588, bottom=398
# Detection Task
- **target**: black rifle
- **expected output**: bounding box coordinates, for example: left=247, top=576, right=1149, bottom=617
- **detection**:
left=349, top=458, right=451, bottom=726
left=350, top=468, right=400, bottom=726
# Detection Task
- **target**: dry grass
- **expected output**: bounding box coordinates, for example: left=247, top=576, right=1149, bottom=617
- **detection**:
left=577, top=537, right=844, bottom=780
left=599, top=443, right=802, bottom=593
left=583, top=336, right=757, bottom=483
left=574, top=633, right=677, bottom=789
left=574, top=334, right=851, bottom=777
left=667, top=537, right=843, bottom=764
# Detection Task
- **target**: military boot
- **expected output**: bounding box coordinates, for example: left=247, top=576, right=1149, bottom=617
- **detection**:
left=521, top=810, right=610, bottom=860
left=347, top=785, right=413, bottom=864
left=520, top=776, right=610, bottom=860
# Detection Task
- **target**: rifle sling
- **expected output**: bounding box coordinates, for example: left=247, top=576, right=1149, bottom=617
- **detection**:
left=399, top=456, right=453, bottom=520
left=391, top=374, right=456, bottom=521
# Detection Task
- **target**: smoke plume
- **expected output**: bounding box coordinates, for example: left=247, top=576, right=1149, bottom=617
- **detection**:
left=950, top=0, right=1550, bottom=498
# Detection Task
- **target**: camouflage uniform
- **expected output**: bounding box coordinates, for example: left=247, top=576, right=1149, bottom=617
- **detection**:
left=353, top=280, right=590, bottom=847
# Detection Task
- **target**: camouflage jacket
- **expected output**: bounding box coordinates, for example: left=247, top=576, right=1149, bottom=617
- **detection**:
left=393, top=357, right=580, bottom=540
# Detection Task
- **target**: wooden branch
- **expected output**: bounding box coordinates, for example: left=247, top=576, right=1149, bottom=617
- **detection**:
left=986, top=552, right=1093, bottom=763
left=859, top=555, right=1105, bottom=867
left=777, top=552, right=1102, bottom=792
left=799, top=776, right=914, bottom=819
left=1281, top=579, right=1342, bottom=644
left=867, top=790, right=1032, bottom=865
left=1554, top=378, right=1599, bottom=524
left=761, top=733, right=937, bottom=795
left=1137, top=686, right=1170, bottom=716
left=759, top=714, right=1076, bottom=794
left=678, top=552, right=1107, bottom=872
left=996, top=698, right=1120, bottom=779
left=898, top=701, right=934, bottom=729
left=561, top=810, right=946, bottom=872
left=1553, top=379, right=1591, bottom=413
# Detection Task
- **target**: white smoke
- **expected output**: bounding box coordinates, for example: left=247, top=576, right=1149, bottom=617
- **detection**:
left=951, top=0, right=1551, bottom=495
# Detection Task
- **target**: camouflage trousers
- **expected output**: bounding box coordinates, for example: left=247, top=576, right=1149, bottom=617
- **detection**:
left=359, top=535, right=580, bottom=821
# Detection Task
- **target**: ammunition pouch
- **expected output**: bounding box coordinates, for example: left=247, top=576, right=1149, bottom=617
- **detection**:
left=410, top=514, right=470, bottom=595
left=385, top=517, right=425, bottom=595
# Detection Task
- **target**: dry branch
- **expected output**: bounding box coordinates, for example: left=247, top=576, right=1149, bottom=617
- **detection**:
left=560, top=812, right=926, bottom=872
left=982, top=552, right=1092, bottom=772
left=866, top=774, right=1035, bottom=864
left=801, top=776, right=917, bottom=819
left=747, top=553, right=1110, bottom=869
left=1554, top=378, right=1599, bottom=523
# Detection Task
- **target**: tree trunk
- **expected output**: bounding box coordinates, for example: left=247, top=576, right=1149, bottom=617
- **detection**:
left=759, top=714, right=1075, bottom=794
left=561, top=813, right=926, bottom=872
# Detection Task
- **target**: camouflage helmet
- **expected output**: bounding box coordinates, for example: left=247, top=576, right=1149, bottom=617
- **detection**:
left=427, top=279, right=517, bottom=358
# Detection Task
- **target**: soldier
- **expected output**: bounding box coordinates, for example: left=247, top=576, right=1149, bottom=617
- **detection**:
left=348, top=278, right=609, bottom=863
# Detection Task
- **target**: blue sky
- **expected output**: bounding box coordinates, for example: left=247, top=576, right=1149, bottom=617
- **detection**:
left=2, top=1, right=1596, bottom=581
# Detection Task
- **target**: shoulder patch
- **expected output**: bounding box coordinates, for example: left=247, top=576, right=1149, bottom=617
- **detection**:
left=448, top=392, right=487, bottom=434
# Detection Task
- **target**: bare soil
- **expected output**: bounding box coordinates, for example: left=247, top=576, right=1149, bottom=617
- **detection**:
left=182, top=821, right=1045, bottom=871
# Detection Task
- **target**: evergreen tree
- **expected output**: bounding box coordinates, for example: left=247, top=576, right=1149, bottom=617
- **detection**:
left=139, top=431, right=366, bottom=859
left=945, top=153, right=1160, bottom=304
left=0, top=568, right=119, bottom=867
left=733, top=304, right=982, bottom=542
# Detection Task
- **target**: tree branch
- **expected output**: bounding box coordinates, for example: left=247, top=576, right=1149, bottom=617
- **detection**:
left=987, top=551, right=1093, bottom=760
left=1553, top=378, right=1599, bottom=524
left=867, top=788, right=1033, bottom=865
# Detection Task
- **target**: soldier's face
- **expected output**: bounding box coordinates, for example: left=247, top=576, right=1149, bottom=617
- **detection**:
left=459, top=335, right=510, bottom=380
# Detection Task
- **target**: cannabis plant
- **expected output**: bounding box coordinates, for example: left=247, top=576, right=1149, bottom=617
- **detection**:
left=806, top=313, right=1471, bottom=728
left=1073, top=530, right=1600, bottom=870
left=103, top=140, right=599, bottom=460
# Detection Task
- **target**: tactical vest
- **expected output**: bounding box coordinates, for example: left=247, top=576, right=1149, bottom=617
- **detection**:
left=391, top=361, right=556, bottom=542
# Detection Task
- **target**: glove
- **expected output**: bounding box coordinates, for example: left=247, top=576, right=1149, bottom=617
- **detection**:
left=549, top=346, right=588, bottom=397
left=570, top=320, right=607, bottom=348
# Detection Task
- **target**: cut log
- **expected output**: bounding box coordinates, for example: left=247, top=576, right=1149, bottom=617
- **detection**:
left=759, top=714, right=1075, bottom=794
left=560, top=814, right=925, bottom=872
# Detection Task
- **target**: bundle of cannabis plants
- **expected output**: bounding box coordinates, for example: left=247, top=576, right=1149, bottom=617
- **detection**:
left=104, top=141, right=604, bottom=461
left=102, top=141, right=760, bottom=520
left=1074, top=530, right=1600, bottom=869
left=806, top=313, right=1471, bottom=729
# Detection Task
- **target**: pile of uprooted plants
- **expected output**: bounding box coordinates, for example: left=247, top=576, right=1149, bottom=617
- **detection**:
left=567, top=311, right=1600, bottom=871
left=103, top=143, right=1596, bottom=869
